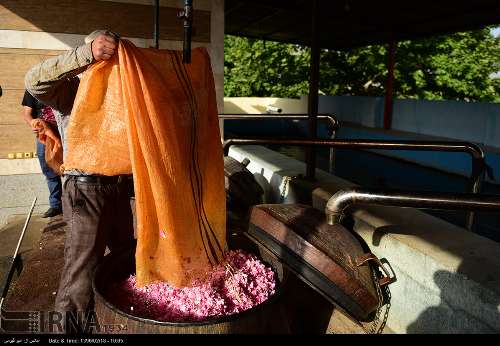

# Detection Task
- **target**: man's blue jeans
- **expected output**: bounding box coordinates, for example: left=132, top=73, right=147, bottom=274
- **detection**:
left=36, top=138, right=62, bottom=209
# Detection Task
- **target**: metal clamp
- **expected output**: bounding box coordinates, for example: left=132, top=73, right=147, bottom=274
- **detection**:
left=355, top=253, right=395, bottom=287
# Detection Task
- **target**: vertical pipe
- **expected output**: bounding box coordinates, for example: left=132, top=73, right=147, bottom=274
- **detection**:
left=153, top=0, right=160, bottom=49
left=383, top=40, right=396, bottom=130
left=466, top=157, right=485, bottom=231
left=306, top=0, right=320, bottom=180
left=329, top=129, right=336, bottom=173
left=183, top=0, right=193, bottom=64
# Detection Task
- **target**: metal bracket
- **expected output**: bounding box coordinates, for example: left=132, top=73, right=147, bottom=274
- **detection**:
left=356, top=253, right=396, bottom=287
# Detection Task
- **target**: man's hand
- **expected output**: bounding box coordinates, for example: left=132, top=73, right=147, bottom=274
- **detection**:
left=91, top=33, right=118, bottom=62
left=30, top=118, right=44, bottom=134
left=31, top=123, right=40, bottom=134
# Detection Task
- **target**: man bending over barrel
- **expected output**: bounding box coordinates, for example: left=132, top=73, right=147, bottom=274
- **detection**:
left=25, top=30, right=135, bottom=334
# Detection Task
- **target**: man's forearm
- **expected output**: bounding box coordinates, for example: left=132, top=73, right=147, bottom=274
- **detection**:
left=24, top=43, right=94, bottom=114
left=22, top=106, right=35, bottom=127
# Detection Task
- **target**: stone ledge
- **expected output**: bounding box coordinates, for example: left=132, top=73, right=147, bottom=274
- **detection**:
left=0, top=159, right=42, bottom=176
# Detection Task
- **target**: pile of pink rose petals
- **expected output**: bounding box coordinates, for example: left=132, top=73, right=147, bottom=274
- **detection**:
left=106, top=250, right=276, bottom=322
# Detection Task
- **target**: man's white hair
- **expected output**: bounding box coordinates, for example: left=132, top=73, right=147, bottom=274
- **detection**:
left=85, top=29, right=121, bottom=45
left=84, top=30, right=108, bottom=44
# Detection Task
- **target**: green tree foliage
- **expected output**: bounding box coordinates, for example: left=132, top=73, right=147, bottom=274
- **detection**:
left=224, top=27, right=500, bottom=102
left=224, top=36, right=310, bottom=97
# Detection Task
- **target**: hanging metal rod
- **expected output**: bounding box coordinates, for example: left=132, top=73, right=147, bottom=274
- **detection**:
left=178, top=0, right=193, bottom=63
left=153, top=0, right=160, bottom=48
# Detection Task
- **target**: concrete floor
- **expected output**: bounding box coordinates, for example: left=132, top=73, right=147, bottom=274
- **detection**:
left=0, top=173, right=51, bottom=227
left=0, top=215, right=65, bottom=334
left=0, top=214, right=52, bottom=323
left=0, top=164, right=55, bottom=332
left=3, top=215, right=65, bottom=312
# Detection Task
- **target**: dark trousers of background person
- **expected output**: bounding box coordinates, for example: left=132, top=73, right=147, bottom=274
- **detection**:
left=54, top=175, right=135, bottom=334
left=36, top=138, right=62, bottom=210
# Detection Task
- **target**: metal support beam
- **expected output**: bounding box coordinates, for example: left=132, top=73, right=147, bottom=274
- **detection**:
left=306, top=0, right=320, bottom=180
left=383, top=40, right=396, bottom=130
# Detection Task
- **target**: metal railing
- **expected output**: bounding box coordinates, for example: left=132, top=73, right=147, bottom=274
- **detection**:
left=325, top=188, right=500, bottom=226
left=222, top=137, right=486, bottom=231
left=219, top=113, right=340, bottom=172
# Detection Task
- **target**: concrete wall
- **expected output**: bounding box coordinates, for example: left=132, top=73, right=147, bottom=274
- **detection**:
left=319, top=96, right=500, bottom=184
left=0, top=0, right=225, bottom=158
left=318, top=95, right=500, bottom=149
left=223, top=97, right=307, bottom=114
left=228, top=145, right=500, bottom=333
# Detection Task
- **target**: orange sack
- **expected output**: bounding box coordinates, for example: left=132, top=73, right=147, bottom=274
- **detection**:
left=64, top=40, right=226, bottom=287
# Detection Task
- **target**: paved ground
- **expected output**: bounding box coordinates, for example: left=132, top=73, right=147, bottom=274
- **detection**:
left=0, top=173, right=50, bottom=227
left=4, top=215, right=65, bottom=313
left=0, top=215, right=65, bottom=334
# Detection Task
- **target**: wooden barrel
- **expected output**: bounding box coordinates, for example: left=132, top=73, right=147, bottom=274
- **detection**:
left=92, top=234, right=290, bottom=334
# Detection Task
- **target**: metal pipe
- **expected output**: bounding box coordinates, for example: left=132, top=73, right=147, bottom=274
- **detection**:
left=306, top=0, right=320, bottom=181
left=468, top=154, right=487, bottom=230
left=178, top=0, right=193, bottom=63
left=222, top=138, right=486, bottom=230
left=153, top=0, right=160, bottom=49
left=12, top=197, right=37, bottom=260
left=218, top=114, right=340, bottom=173
left=325, top=188, right=500, bottom=225
left=222, top=138, right=484, bottom=162
left=0, top=196, right=37, bottom=315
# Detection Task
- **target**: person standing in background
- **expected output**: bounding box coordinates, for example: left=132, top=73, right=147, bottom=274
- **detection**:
left=21, top=90, right=63, bottom=218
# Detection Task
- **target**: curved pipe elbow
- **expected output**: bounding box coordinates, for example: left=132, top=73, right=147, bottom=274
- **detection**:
left=325, top=189, right=359, bottom=225
left=466, top=142, right=484, bottom=161
left=222, top=139, right=232, bottom=156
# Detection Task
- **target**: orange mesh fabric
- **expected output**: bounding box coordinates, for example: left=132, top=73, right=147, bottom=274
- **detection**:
left=65, top=40, right=226, bottom=287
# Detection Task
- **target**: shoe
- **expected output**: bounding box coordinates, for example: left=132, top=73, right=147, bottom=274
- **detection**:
left=42, top=207, right=63, bottom=218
